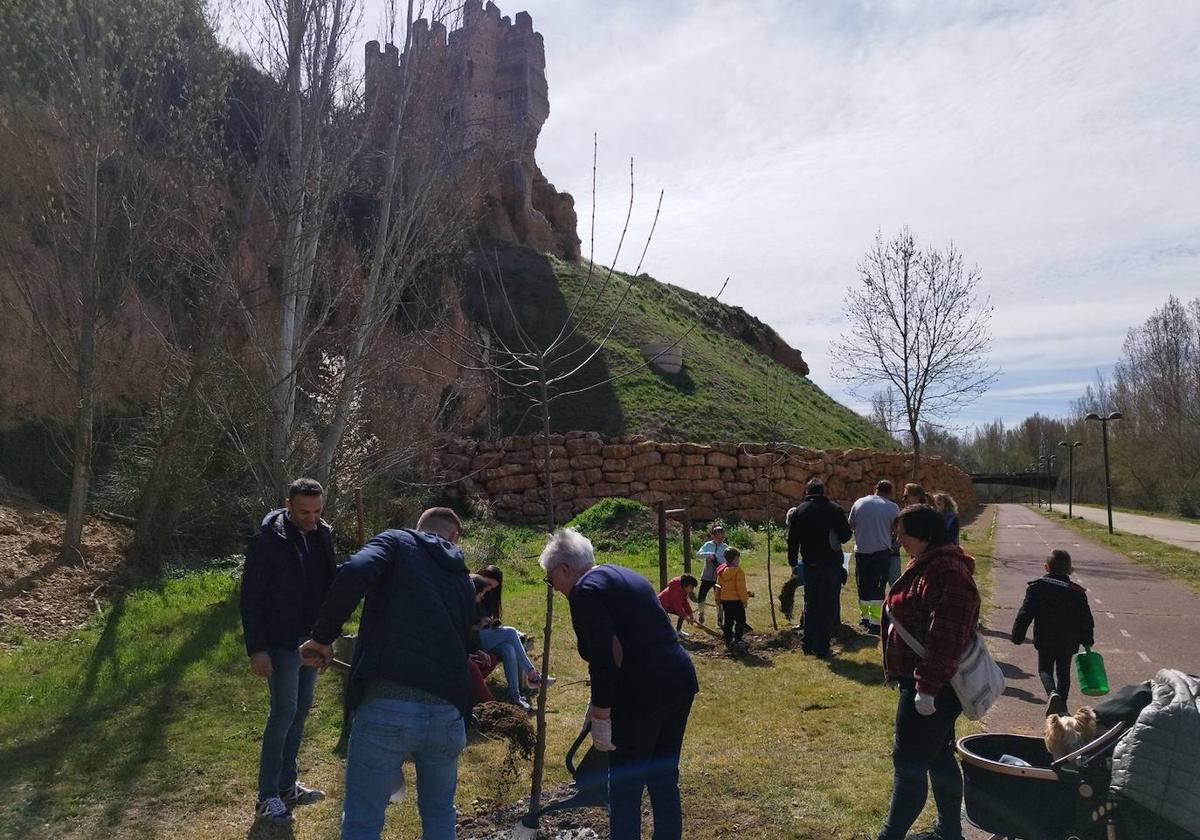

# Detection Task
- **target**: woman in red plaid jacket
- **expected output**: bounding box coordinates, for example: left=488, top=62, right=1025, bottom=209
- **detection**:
left=874, top=504, right=980, bottom=840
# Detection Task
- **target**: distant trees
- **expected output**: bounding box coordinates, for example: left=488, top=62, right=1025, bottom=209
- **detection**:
left=832, top=228, right=999, bottom=477
left=920, top=295, right=1200, bottom=516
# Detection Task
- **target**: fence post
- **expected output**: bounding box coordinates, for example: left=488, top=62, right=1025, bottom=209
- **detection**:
left=681, top=511, right=692, bottom=574
left=656, top=501, right=668, bottom=590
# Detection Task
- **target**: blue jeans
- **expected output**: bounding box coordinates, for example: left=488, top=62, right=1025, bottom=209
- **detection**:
left=257, top=648, right=318, bottom=801
left=341, top=696, right=466, bottom=840
left=479, top=626, right=534, bottom=702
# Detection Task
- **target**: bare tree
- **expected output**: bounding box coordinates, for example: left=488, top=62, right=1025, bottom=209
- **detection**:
left=831, top=228, right=998, bottom=477
left=0, top=0, right=223, bottom=563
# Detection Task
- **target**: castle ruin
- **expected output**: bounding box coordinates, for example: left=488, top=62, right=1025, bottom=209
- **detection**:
left=364, top=1, right=581, bottom=261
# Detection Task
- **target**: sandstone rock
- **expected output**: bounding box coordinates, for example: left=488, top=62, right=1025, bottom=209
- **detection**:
left=602, top=471, right=635, bottom=484
left=602, top=444, right=632, bottom=459
left=627, top=451, right=662, bottom=470
left=569, top=454, right=604, bottom=470
left=593, top=482, right=630, bottom=497
left=664, top=453, right=683, bottom=467
left=706, top=452, right=738, bottom=469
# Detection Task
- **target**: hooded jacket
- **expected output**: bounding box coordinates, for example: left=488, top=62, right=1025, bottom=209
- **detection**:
left=310, top=528, right=476, bottom=721
left=240, top=508, right=337, bottom=656
left=658, top=576, right=694, bottom=620
left=882, top=543, right=980, bottom=696
left=787, top=493, right=853, bottom=568
left=1011, top=574, right=1095, bottom=653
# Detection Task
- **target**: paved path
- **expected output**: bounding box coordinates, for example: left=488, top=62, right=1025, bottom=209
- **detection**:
left=981, top=503, right=1200, bottom=736
left=1068, top=503, right=1200, bottom=553
left=960, top=504, right=1200, bottom=839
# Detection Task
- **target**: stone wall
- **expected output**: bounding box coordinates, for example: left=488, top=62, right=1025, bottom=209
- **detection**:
left=434, top=432, right=977, bottom=523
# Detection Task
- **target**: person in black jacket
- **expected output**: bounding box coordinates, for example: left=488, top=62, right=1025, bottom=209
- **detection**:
left=240, top=477, right=338, bottom=824
left=299, top=507, right=475, bottom=840
left=787, top=478, right=853, bottom=658
left=1011, top=549, right=1096, bottom=705
left=542, top=528, right=698, bottom=840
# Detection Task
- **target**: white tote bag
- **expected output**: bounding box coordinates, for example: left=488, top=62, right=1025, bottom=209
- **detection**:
left=889, top=611, right=1005, bottom=721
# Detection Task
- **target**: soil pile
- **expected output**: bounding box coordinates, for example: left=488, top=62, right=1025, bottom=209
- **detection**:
left=475, top=701, right=537, bottom=759
left=0, top=481, right=131, bottom=640
left=679, top=623, right=874, bottom=660
left=458, top=786, right=607, bottom=839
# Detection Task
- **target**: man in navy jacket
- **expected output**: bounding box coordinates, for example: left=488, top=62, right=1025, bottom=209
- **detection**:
left=240, top=477, right=338, bottom=824
left=542, top=528, right=698, bottom=840
left=300, top=507, right=475, bottom=840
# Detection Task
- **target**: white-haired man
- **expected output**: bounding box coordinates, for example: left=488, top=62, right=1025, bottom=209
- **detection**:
left=541, top=528, right=698, bottom=840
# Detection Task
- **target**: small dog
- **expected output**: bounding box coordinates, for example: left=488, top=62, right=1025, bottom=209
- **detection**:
left=1045, top=707, right=1097, bottom=760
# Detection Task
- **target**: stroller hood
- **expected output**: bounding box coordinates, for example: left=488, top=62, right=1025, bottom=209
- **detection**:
left=1110, top=668, right=1200, bottom=835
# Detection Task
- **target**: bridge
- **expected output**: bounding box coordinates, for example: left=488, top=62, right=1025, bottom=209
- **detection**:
left=968, top=472, right=1059, bottom=490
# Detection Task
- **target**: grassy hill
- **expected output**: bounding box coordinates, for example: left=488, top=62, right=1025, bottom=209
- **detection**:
left=467, top=248, right=892, bottom=450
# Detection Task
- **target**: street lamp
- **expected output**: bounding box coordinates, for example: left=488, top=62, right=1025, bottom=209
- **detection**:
left=1039, top=453, right=1057, bottom=512
left=1058, top=440, right=1083, bottom=519
left=1085, top=411, right=1123, bottom=533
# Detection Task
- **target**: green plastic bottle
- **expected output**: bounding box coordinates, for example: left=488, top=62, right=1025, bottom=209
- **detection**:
left=1076, top=647, right=1110, bottom=696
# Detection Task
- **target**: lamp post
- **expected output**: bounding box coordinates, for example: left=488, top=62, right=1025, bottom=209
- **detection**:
left=1047, top=454, right=1057, bottom=512
left=1085, top=411, right=1123, bottom=533
left=1058, top=440, right=1083, bottom=519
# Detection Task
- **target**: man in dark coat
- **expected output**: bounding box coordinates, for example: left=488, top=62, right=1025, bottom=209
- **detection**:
left=542, top=528, right=698, bottom=840
left=787, top=478, right=853, bottom=658
left=299, top=507, right=475, bottom=840
left=1012, top=548, right=1096, bottom=705
left=240, top=477, right=338, bottom=824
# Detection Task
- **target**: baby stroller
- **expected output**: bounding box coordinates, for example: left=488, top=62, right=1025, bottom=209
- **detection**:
left=956, top=670, right=1200, bottom=840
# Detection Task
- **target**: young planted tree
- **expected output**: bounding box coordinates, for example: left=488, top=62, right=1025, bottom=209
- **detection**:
left=831, top=228, right=998, bottom=478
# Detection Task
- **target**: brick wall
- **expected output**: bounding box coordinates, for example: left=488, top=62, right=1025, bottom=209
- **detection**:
left=434, top=432, right=976, bottom=523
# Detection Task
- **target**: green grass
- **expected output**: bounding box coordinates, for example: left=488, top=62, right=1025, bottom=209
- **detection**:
left=1075, top=502, right=1200, bottom=525
left=488, top=254, right=894, bottom=449
left=0, top=509, right=995, bottom=839
left=1033, top=506, right=1200, bottom=594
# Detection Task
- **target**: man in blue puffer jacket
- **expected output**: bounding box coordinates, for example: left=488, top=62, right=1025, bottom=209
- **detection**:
left=240, top=478, right=338, bottom=824
left=300, top=507, right=475, bottom=840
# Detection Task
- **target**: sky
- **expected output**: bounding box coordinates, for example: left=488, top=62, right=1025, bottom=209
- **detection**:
left=356, top=0, right=1200, bottom=433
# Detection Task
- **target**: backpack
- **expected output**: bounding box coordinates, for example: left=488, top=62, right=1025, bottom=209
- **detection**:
left=889, top=611, right=1005, bottom=721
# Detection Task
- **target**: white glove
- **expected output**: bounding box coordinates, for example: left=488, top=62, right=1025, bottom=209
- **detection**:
left=914, top=691, right=936, bottom=716
left=590, top=717, right=615, bottom=751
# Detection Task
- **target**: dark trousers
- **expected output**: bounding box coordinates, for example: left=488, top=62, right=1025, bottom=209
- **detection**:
left=1037, top=649, right=1074, bottom=702
left=721, top=601, right=747, bottom=643
left=610, top=691, right=694, bottom=840
left=855, top=549, right=891, bottom=627
left=877, top=680, right=964, bottom=840
left=696, top=580, right=715, bottom=604
left=802, top=566, right=841, bottom=656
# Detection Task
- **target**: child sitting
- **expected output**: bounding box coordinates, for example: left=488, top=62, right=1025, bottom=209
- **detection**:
left=1011, top=549, right=1096, bottom=707
left=658, top=574, right=699, bottom=634
left=717, top=547, right=752, bottom=646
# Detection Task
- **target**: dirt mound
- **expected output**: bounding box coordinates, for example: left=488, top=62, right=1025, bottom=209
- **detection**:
left=0, top=483, right=131, bottom=641
left=679, top=623, right=874, bottom=660
left=458, top=785, right=607, bottom=839
left=475, top=701, right=537, bottom=759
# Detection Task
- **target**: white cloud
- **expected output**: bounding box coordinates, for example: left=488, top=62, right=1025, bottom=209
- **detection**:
left=353, top=0, right=1200, bottom=430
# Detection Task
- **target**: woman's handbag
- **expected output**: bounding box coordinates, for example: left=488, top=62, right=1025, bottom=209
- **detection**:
left=889, top=610, right=1005, bottom=721
left=1075, top=647, right=1110, bottom=696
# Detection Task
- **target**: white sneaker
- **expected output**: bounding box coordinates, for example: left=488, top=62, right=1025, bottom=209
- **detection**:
left=254, top=796, right=293, bottom=823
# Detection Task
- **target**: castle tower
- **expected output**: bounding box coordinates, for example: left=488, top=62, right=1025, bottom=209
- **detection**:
left=364, top=1, right=580, bottom=261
